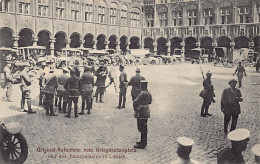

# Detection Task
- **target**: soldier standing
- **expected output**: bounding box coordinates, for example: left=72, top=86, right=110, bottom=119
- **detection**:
left=252, top=144, right=260, bottom=163
left=42, top=67, right=58, bottom=116
left=3, top=56, right=14, bottom=102
left=38, top=61, right=47, bottom=106
left=200, top=72, right=215, bottom=117
left=117, top=65, right=127, bottom=108
left=20, top=64, right=36, bottom=113
left=106, top=66, right=118, bottom=93
left=221, top=79, right=243, bottom=134
left=72, top=60, right=81, bottom=77
left=133, top=80, right=152, bottom=149
left=57, top=67, right=70, bottom=113
left=233, top=61, right=247, bottom=88
left=79, top=66, right=94, bottom=115
left=217, top=129, right=250, bottom=164
left=94, top=62, right=108, bottom=103
left=64, top=69, right=81, bottom=118
left=171, top=137, right=200, bottom=164
left=128, top=68, right=145, bottom=110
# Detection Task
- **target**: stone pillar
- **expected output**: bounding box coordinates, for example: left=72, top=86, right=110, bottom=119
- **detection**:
left=93, top=40, right=97, bottom=49
left=212, top=42, right=217, bottom=59
left=249, top=41, right=254, bottom=50
left=180, top=42, right=185, bottom=61
left=50, top=38, right=56, bottom=56
left=33, top=37, right=39, bottom=47
left=252, top=2, right=258, bottom=22
left=230, top=41, right=235, bottom=50
left=105, top=41, right=108, bottom=49
left=116, top=41, right=120, bottom=51
left=66, top=39, right=71, bottom=49
left=196, top=42, right=201, bottom=48
left=80, top=39, right=85, bottom=49
left=154, top=43, right=157, bottom=55
left=13, top=36, right=19, bottom=49
left=167, top=40, right=171, bottom=56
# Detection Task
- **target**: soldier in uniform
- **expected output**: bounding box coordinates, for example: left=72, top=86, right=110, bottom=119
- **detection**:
left=171, top=137, right=200, bottom=164
left=221, top=79, right=243, bottom=134
left=106, top=66, right=118, bottom=93
left=94, top=62, right=108, bottom=103
left=3, top=56, right=14, bottom=102
left=79, top=66, right=94, bottom=115
left=117, top=65, right=127, bottom=108
left=38, top=61, right=47, bottom=106
left=43, top=67, right=58, bottom=116
left=57, top=67, right=70, bottom=113
left=252, top=144, right=260, bottom=163
left=64, top=68, right=81, bottom=118
left=217, top=128, right=250, bottom=164
left=128, top=68, right=145, bottom=110
left=233, top=61, right=247, bottom=88
left=72, top=60, right=81, bottom=77
left=20, top=64, right=36, bottom=113
left=200, top=72, right=215, bottom=117
left=133, top=80, right=152, bottom=149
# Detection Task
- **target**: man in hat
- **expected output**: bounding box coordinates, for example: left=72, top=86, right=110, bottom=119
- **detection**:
left=43, top=67, right=58, bottom=116
left=171, top=137, right=200, bottom=164
left=128, top=68, right=145, bottom=110
left=72, top=59, right=81, bottom=77
left=64, top=68, right=81, bottom=118
left=221, top=79, right=243, bottom=134
left=233, top=61, right=247, bottom=88
left=200, top=71, right=215, bottom=117
left=3, top=56, right=14, bottom=102
left=79, top=66, right=94, bottom=115
left=38, top=61, right=47, bottom=106
left=56, top=67, right=70, bottom=113
left=117, top=65, right=128, bottom=108
left=133, top=80, right=152, bottom=149
left=94, top=61, right=108, bottom=103
left=217, top=128, right=250, bottom=163
left=20, top=63, right=36, bottom=113
left=252, top=144, right=260, bottom=163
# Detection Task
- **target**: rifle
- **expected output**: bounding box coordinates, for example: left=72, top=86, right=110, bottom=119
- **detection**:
left=200, top=66, right=205, bottom=80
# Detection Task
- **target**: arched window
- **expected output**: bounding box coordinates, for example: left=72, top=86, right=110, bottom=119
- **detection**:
left=145, top=6, right=154, bottom=27
left=219, top=1, right=232, bottom=24
left=203, top=2, right=214, bottom=25
left=131, top=8, right=140, bottom=28
left=186, top=3, right=198, bottom=26
left=158, top=5, right=168, bottom=27
left=97, top=0, right=106, bottom=23
left=121, top=4, right=128, bottom=26
left=110, top=3, right=117, bottom=25
left=84, top=0, right=93, bottom=22
left=171, top=5, right=182, bottom=26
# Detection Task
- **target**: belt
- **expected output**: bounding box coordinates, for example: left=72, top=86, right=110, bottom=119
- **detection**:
left=139, top=105, right=149, bottom=108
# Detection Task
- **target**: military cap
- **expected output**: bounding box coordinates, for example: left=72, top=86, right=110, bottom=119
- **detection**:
left=252, top=144, right=260, bottom=158
left=206, top=71, right=212, bottom=76
left=136, top=68, right=140, bottom=72
left=228, top=79, right=238, bottom=85
left=84, top=65, right=92, bottom=72
left=227, top=129, right=250, bottom=141
left=120, top=65, right=124, bottom=69
left=62, top=67, right=69, bottom=73
left=99, top=61, right=104, bottom=65
left=177, top=137, right=194, bottom=147
left=140, top=80, right=148, bottom=84
left=49, top=66, right=55, bottom=72
left=74, top=60, right=79, bottom=65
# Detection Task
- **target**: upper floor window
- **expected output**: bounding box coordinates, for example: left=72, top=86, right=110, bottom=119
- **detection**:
left=71, top=1, right=79, bottom=20
left=55, top=0, right=65, bottom=18
left=220, top=8, right=232, bottom=24
left=98, top=6, right=106, bottom=23
left=187, top=11, right=197, bottom=25
left=38, top=0, right=48, bottom=16
left=110, top=3, right=117, bottom=25
left=85, top=3, right=93, bottom=22
left=158, top=7, right=168, bottom=27
left=0, top=0, right=13, bottom=12
left=19, top=2, right=30, bottom=15
left=131, top=11, right=140, bottom=28
left=238, top=6, right=250, bottom=23
left=121, top=4, right=128, bottom=26
left=203, top=9, right=213, bottom=25
left=145, top=6, right=154, bottom=27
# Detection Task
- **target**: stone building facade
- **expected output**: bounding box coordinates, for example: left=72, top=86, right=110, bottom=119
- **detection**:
left=0, top=0, right=142, bottom=55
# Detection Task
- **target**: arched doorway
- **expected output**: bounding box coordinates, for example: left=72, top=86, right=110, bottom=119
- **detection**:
left=84, top=34, right=94, bottom=48
left=108, top=35, right=117, bottom=49
left=18, top=28, right=33, bottom=47
left=129, top=36, right=140, bottom=49
left=201, top=37, right=213, bottom=61
left=37, top=30, right=50, bottom=49
left=54, top=31, right=67, bottom=55
left=97, top=34, right=106, bottom=50
left=0, top=27, right=13, bottom=47
left=70, top=32, right=81, bottom=48
left=157, top=37, right=167, bottom=55
left=185, top=37, right=196, bottom=58
left=144, top=37, right=154, bottom=52
left=120, top=36, right=127, bottom=52
left=217, top=36, right=231, bottom=48
left=170, top=37, right=182, bottom=55
left=234, top=36, right=249, bottom=49
left=253, top=36, right=260, bottom=53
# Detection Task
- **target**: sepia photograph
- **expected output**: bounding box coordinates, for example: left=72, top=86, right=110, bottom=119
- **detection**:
left=0, top=0, right=260, bottom=163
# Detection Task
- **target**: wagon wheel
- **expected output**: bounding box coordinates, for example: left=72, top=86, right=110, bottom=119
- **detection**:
left=0, top=133, right=28, bottom=164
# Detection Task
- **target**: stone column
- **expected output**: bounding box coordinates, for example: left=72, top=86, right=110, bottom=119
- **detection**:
left=105, top=41, right=108, bottom=49
left=13, top=36, right=19, bottom=49
left=80, top=39, right=85, bottom=49
left=50, top=38, right=56, bottom=56
left=154, top=43, right=157, bottom=55
left=33, top=37, right=39, bottom=47
left=196, top=42, right=201, bottom=48
left=180, top=42, right=185, bottom=61
left=116, top=41, right=120, bottom=51
left=167, top=40, right=171, bottom=56
left=230, top=41, right=235, bottom=50
left=93, top=40, right=97, bottom=49
left=66, top=39, right=71, bottom=49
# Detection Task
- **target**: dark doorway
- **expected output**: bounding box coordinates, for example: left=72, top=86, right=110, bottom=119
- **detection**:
left=97, top=35, right=106, bottom=50
left=18, top=28, right=33, bottom=47
left=234, top=36, right=249, bottom=49
left=109, top=35, right=117, bottom=49
left=84, top=34, right=94, bottom=48
left=170, top=37, right=182, bottom=55
left=70, top=33, right=81, bottom=48
left=120, top=36, right=127, bottom=52
left=185, top=37, right=196, bottom=58
left=54, top=32, right=66, bottom=55
left=129, top=36, right=140, bottom=49
left=0, top=28, right=13, bottom=47
left=157, top=37, right=167, bottom=55
left=144, top=37, right=154, bottom=52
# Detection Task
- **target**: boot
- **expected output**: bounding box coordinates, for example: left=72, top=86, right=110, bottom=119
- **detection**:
left=122, top=97, right=126, bottom=108
left=224, top=122, right=228, bottom=134
left=205, top=106, right=212, bottom=116
left=200, top=106, right=206, bottom=117
left=50, top=104, right=58, bottom=116
left=58, top=102, right=62, bottom=113
left=62, top=102, right=67, bottom=113
left=79, top=103, right=85, bottom=115
left=74, top=105, right=78, bottom=118
left=99, top=94, right=104, bottom=103
left=27, top=99, right=36, bottom=114
left=134, top=132, right=147, bottom=149
left=117, top=95, right=122, bottom=108
left=39, top=91, right=43, bottom=105
left=238, top=81, right=242, bottom=88
left=21, top=99, right=27, bottom=112
left=96, top=96, right=98, bottom=103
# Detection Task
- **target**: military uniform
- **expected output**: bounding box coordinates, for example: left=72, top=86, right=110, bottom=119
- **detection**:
left=79, top=66, right=94, bottom=115
left=38, top=62, right=47, bottom=106
left=252, top=144, right=260, bottom=163
left=106, top=66, right=118, bottom=92
left=118, top=66, right=127, bottom=108
left=217, top=129, right=250, bottom=164
left=57, top=67, right=70, bottom=113
left=64, top=71, right=81, bottom=118
left=43, top=68, right=58, bottom=116
left=221, top=79, right=243, bottom=133
left=133, top=80, right=152, bottom=149
left=128, top=73, right=145, bottom=101
left=233, top=63, right=246, bottom=88
left=3, top=58, right=13, bottom=102
left=94, top=65, right=108, bottom=102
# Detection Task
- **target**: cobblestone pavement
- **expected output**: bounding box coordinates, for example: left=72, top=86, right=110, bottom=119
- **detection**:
left=0, top=63, right=259, bottom=164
